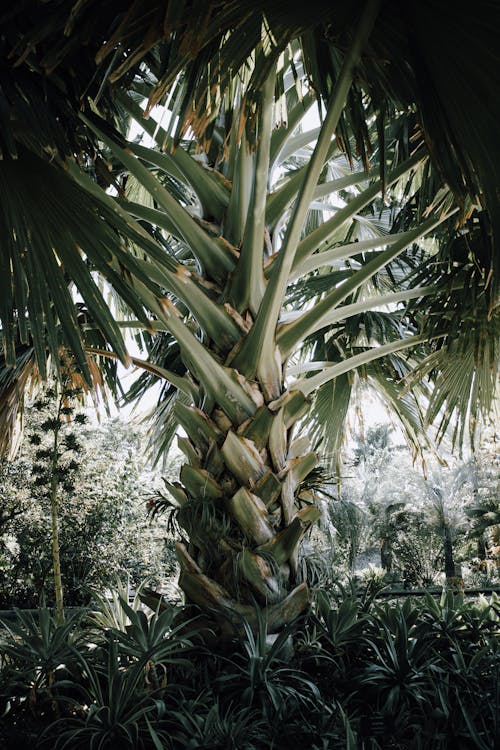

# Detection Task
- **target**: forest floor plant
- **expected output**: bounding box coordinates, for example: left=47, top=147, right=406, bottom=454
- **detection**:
left=1, top=584, right=498, bottom=749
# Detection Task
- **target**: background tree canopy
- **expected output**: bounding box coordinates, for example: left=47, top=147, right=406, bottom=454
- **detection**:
left=0, top=407, right=173, bottom=610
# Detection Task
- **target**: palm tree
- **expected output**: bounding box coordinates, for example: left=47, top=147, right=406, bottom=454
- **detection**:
left=467, top=502, right=500, bottom=576
left=0, top=1, right=498, bottom=633
left=465, top=449, right=500, bottom=575
left=351, top=427, right=417, bottom=575
left=426, top=485, right=465, bottom=589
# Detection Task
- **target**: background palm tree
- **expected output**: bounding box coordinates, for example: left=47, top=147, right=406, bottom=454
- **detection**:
left=465, top=451, right=500, bottom=575
left=0, top=0, right=498, bottom=633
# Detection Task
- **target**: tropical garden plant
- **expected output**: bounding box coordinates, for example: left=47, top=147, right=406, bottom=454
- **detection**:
left=1, top=586, right=499, bottom=748
left=22, top=371, right=88, bottom=622
left=329, top=425, right=500, bottom=588
left=0, top=607, right=84, bottom=723
left=0, top=412, right=173, bottom=610
left=0, top=1, right=498, bottom=638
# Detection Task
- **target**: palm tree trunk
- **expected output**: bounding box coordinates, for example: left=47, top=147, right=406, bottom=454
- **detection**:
left=443, top=525, right=455, bottom=580
left=443, top=525, right=463, bottom=593
left=172, top=383, right=320, bottom=636
left=380, top=538, right=393, bottom=573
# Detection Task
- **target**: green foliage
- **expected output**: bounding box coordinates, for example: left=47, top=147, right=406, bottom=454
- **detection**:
left=164, top=696, right=266, bottom=750
left=0, top=5, right=499, bottom=744
left=87, top=575, right=148, bottom=633
left=360, top=600, right=440, bottom=714
left=0, top=461, right=30, bottom=533
left=0, top=0, right=498, bottom=642
left=392, top=512, right=445, bottom=587
left=1, top=586, right=499, bottom=748
left=214, top=615, right=320, bottom=720
left=0, top=607, right=83, bottom=719
left=319, top=425, right=500, bottom=589
left=43, top=637, right=171, bottom=750
left=302, top=589, right=500, bottom=749
left=103, top=597, right=195, bottom=692
left=0, top=412, right=175, bottom=609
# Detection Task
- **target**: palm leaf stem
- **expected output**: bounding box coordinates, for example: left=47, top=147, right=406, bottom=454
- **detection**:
left=282, top=283, right=461, bottom=366
left=129, top=142, right=229, bottom=221
left=117, top=92, right=230, bottom=218
left=291, top=150, right=425, bottom=270
left=64, top=157, right=179, bottom=259
left=131, top=257, right=242, bottom=350
left=266, top=166, right=367, bottom=232
left=66, top=158, right=219, bottom=298
left=224, top=129, right=254, bottom=246
left=295, top=333, right=433, bottom=396
left=132, top=283, right=257, bottom=424
left=269, top=90, right=315, bottom=165
left=230, top=67, right=276, bottom=314
left=275, top=126, right=321, bottom=165
left=291, top=230, right=420, bottom=280
left=279, top=208, right=458, bottom=356
left=233, top=0, right=380, bottom=387
left=115, top=199, right=179, bottom=237
left=64, top=165, right=241, bottom=347
left=85, top=347, right=197, bottom=399
left=80, top=114, right=236, bottom=282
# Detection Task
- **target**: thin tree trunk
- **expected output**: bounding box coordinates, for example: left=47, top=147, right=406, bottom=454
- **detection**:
left=50, top=485, right=64, bottom=624
left=477, top=538, right=487, bottom=563
left=443, top=525, right=463, bottom=592
left=50, top=396, right=64, bottom=624
left=381, top=537, right=393, bottom=573
left=443, top=525, right=455, bottom=580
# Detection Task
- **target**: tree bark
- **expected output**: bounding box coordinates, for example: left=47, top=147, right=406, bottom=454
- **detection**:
left=380, top=538, right=393, bottom=573
left=50, top=393, right=64, bottom=625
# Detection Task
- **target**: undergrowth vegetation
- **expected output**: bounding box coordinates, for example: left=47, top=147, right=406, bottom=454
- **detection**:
left=1, top=583, right=498, bottom=749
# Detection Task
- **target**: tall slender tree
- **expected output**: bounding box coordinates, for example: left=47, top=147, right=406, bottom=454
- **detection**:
left=25, top=371, right=87, bottom=622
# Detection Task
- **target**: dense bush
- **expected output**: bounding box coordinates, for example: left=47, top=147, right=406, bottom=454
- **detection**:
left=0, top=412, right=178, bottom=609
left=1, top=584, right=498, bottom=749
left=318, top=425, right=500, bottom=589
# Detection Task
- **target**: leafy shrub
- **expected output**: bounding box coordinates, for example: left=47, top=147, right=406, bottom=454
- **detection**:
left=1, top=584, right=499, bottom=749
left=214, top=616, right=320, bottom=719
left=0, top=608, right=83, bottom=713
left=164, top=694, right=267, bottom=750
left=41, top=637, right=171, bottom=750
left=298, top=589, right=500, bottom=749
left=0, top=417, right=175, bottom=609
